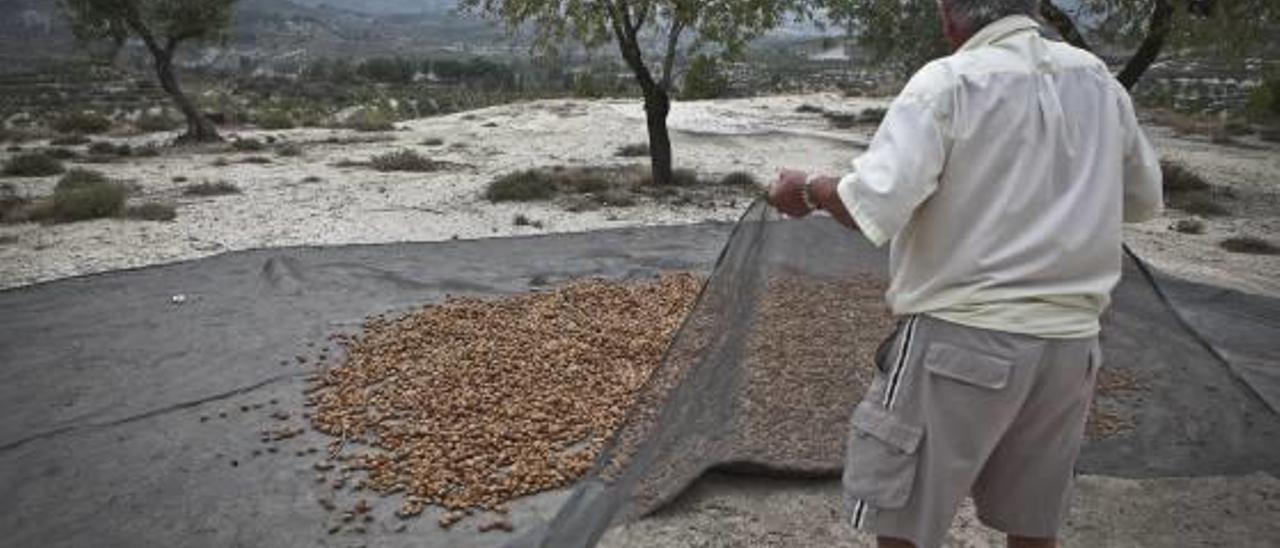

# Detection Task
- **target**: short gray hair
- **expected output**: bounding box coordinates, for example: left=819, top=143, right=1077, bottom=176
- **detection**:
left=942, top=0, right=1040, bottom=33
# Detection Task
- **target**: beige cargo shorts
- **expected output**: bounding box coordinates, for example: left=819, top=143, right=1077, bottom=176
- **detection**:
left=844, top=314, right=1100, bottom=548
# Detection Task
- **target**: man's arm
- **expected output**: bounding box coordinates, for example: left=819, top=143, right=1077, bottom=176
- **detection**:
left=1119, top=95, right=1163, bottom=223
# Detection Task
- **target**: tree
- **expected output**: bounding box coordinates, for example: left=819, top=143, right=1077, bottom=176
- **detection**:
left=832, top=0, right=1276, bottom=91
left=61, top=0, right=237, bottom=142
left=462, top=0, right=818, bottom=185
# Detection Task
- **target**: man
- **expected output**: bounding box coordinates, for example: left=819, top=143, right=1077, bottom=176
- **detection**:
left=767, top=1, right=1163, bottom=547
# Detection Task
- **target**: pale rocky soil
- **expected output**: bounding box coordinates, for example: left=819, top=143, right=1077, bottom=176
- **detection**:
left=2, top=94, right=1277, bottom=546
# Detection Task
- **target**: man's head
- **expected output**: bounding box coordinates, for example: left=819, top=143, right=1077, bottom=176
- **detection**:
left=937, top=0, right=1040, bottom=50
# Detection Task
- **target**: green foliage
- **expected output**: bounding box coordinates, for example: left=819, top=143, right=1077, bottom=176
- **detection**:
left=485, top=170, right=558, bottom=202
left=49, top=135, right=91, bottom=146
left=1161, top=159, right=1210, bottom=193
left=276, top=143, right=303, bottom=157
left=1173, top=218, right=1205, bottom=234
left=1246, top=75, right=1280, bottom=122
left=718, top=171, right=758, bottom=187
left=125, top=202, right=178, bottom=221
left=1220, top=236, right=1279, bottom=255
left=88, top=141, right=132, bottom=157
left=615, top=143, right=650, bottom=157
left=344, top=109, right=396, bottom=132
left=49, top=179, right=127, bottom=222
left=231, top=138, right=266, bottom=152
left=369, top=150, right=446, bottom=172
left=136, top=113, right=180, bottom=133
left=680, top=55, right=730, bottom=100
left=254, top=109, right=296, bottom=130
left=184, top=181, right=241, bottom=196
left=42, top=147, right=79, bottom=160
left=62, top=0, right=238, bottom=48
left=52, top=111, right=112, bottom=135
left=3, top=152, right=65, bottom=177
left=56, top=168, right=110, bottom=191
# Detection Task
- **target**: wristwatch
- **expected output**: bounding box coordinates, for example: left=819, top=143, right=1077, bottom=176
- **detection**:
left=802, top=174, right=821, bottom=211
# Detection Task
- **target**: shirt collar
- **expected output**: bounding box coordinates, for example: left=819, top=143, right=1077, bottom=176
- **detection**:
left=957, top=14, right=1041, bottom=52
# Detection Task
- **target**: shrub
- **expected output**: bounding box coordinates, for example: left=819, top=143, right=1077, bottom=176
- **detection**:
left=0, top=182, right=27, bottom=223
left=513, top=214, right=544, bottom=228
left=671, top=168, right=700, bottom=187
left=485, top=170, right=557, bottom=202
left=345, top=109, right=396, bottom=132
left=1172, top=218, right=1205, bottom=234
left=276, top=143, right=303, bottom=157
left=1173, top=196, right=1230, bottom=217
left=136, top=114, right=180, bottom=133
left=369, top=149, right=445, bottom=172
left=860, top=107, right=888, bottom=124
left=49, top=179, right=126, bottom=222
left=795, top=104, right=825, bottom=114
left=183, top=180, right=241, bottom=196
left=88, top=141, right=131, bottom=157
left=51, top=111, right=112, bottom=135
left=241, top=156, right=272, bottom=165
left=172, top=176, right=188, bottom=183
left=49, top=135, right=91, bottom=146
left=718, top=171, right=758, bottom=187
left=231, top=138, right=266, bottom=152
left=134, top=144, right=161, bottom=157
left=42, top=147, right=78, bottom=160
left=255, top=110, right=296, bottom=130
left=3, top=152, right=64, bottom=177
left=56, top=168, right=109, bottom=191
left=1219, top=236, right=1279, bottom=255
left=615, top=143, right=649, bottom=157
left=301, top=175, right=323, bottom=183
left=823, top=111, right=859, bottom=129
left=680, top=54, right=729, bottom=100
left=421, top=137, right=445, bottom=147
left=1245, top=75, right=1279, bottom=123
left=125, top=202, right=177, bottom=222
left=1161, top=160, right=1210, bottom=193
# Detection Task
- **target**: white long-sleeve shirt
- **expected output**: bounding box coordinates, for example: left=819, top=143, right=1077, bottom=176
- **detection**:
left=836, top=15, right=1164, bottom=338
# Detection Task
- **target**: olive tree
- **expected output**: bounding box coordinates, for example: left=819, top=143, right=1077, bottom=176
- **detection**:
left=61, top=0, right=237, bottom=142
left=461, top=0, right=818, bottom=185
left=830, top=0, right=1275, bottom=91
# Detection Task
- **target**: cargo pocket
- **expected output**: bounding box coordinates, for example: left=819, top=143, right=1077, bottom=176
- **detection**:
left=923, top=342, right=1012, bottom=390
left=843, top=401, right=923, bottom=509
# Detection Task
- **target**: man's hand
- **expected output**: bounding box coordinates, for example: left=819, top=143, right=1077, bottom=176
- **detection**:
left=768, top=169, right=813, bottom=217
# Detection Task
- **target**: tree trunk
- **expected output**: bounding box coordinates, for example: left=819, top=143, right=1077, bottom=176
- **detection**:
left=1117, top=0, right=1174, bottom=90
left=644, top=87, right=674, bottom=186
left=153, top=49, right=220, bottom=143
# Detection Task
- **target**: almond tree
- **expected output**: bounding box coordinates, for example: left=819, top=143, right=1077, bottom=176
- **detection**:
left=61, top=0, right=236, bottom=142
left=462, top=0, right=818, bottom=185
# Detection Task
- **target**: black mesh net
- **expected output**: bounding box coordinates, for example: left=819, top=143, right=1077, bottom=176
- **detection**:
left=509, top=199, right=1280, bottom=548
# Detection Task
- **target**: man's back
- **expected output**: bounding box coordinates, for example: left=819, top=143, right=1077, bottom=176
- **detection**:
left=835, top=15, right=1163, bottom=338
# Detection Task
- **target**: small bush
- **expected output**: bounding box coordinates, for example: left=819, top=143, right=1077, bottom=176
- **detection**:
left=718, top=171, right=758, bottom=187
left=823, top=111, right=859, bottom=129
left=369, top=149, right=445, bottom=172
left=183, top=180, right=241, bottom=196
left=1219, top=236, right=1279, bottom=255
left=212, top=157, right=230, bottom=167
left=513, top=214, right=544, bottom=228
left=49, top=135, right=90, bottom=146
left=276, top=143, right=303, bottom=157
left=134, top=144, right=160, bottom=157
left=52, top=111, right=112, bottom=135
left=1172, top=218, right=1205, bottom=234
left=485, top=170, right=557, bottom=202
left=301, top=175, right=323, bottom=183
left=42, top=147, right=78, bottom=160
left=421, top=137, right=445, bottom=147
left=56, top=168, right=109, bottom=191
left=671, top=168, right=700, bottom=187
left=125, top=202, right=177, bottom=222
left=172, top=176, right=189, bottom=183
left=680, top=54, right=729, bottom=100
left=1161, top=160, right=1210, bottom=193
left=49, top=180, right=126, bottom=222
left=345, top=109, right=396, bottom=132
left=255, top=110, right=296, bottom=130
left=88, top=141, right=131, bottom=157
left=860, top=107, right=888, bottom=124
left=615, top=143, right=649, bottom=157
left=1173, top=196, right=1230, bottom=217
left=231, top=138, right=266, bottom=152
left=3, top=152, right=64, bottom=177
left=136, top=114, right=180, bottom=133
left=0, top=182, right=27, bottom=222
left=795, top=104, right=825, bottom=114
left=241, top=156, right=272, bottom=165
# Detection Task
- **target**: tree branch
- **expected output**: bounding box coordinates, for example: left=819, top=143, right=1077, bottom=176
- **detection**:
left=660, top=20, right=685, bottom=91
left=1039, top=0, right=1091, bottom=51
left=1117, top=0, right=1174, bottom=89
